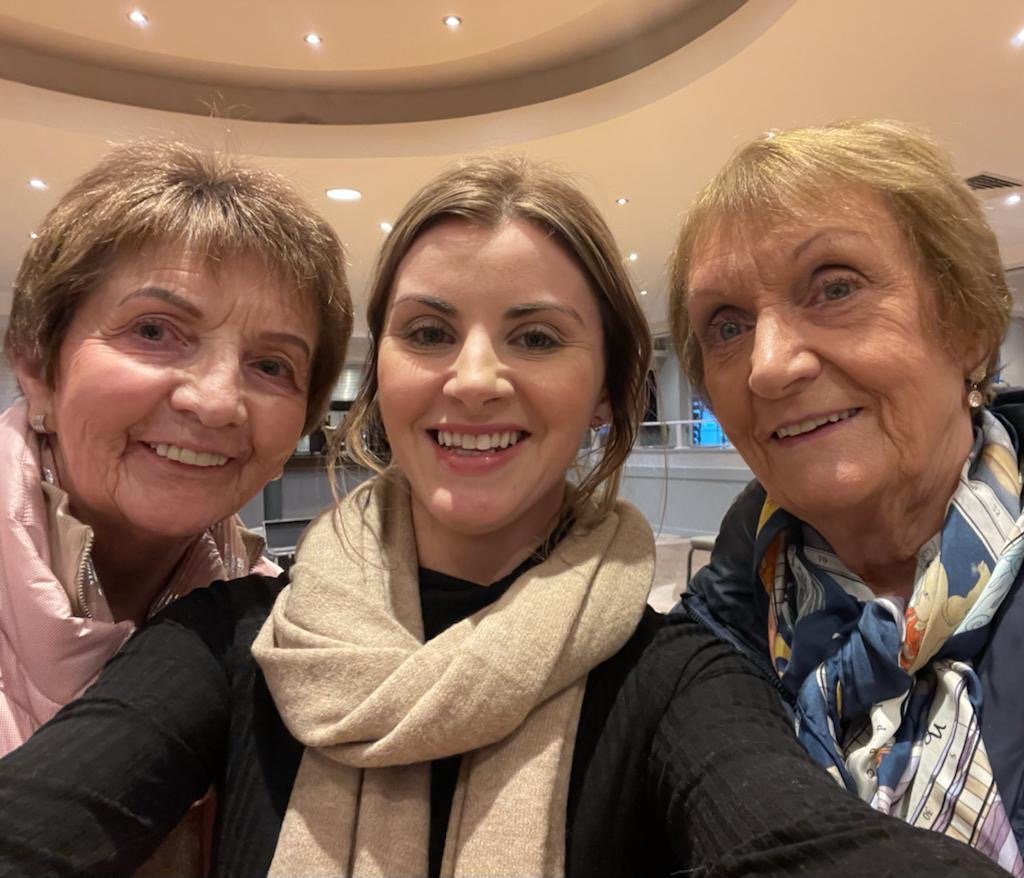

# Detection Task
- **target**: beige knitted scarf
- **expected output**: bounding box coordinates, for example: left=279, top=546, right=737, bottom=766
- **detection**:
left=252, top=471, right=654, bottom=877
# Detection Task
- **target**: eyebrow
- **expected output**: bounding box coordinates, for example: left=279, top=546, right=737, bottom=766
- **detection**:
left=391, top=294, right=585, bottom=327
left=120, top=286, right=312, bottom=358
left=792, top=227, right=873, bottom=259
left=261, top=331, right=312, bottom=359
left=118, top=286, right=202, bottom=317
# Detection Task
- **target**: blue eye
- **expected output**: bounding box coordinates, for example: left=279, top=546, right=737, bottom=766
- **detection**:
left=823, top=279, right=853, bottom=301
left=717, top=321, right=742, bottom=341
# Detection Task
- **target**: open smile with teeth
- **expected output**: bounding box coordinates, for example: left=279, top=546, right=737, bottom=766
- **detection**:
left=433, top=429, right=525, bottom=452
left=148, top=442, right=230, bottom=467
left=774, top=408, right=860, bottom=440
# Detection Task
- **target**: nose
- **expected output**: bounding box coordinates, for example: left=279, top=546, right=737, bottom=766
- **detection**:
left=170, top=352, right=247, bottom=428
left=443, top=328, right=513, bottom=408
left=747, top=310, right=821, bottom=399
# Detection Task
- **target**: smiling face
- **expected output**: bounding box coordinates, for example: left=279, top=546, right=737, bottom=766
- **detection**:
left=16, top=244, right=316, bottom=542
left=687, top=190, right=976, bottom=529
left=377, top=218, right=610, bottom=554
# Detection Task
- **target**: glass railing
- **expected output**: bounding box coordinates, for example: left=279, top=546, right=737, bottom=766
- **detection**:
left=635, top=419, right=732, bottom=450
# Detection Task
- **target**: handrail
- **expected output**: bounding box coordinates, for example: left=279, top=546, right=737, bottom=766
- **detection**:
left=634, top=418, right=732, bottom=450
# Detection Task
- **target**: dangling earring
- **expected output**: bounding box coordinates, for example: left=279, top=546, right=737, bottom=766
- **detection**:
left=967, top=382, right=984, bottom=409
left=30, top=412, right=47, bottom=434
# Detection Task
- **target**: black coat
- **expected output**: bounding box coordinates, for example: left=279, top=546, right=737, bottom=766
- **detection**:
left=679, top=389, right=1024, bottom=849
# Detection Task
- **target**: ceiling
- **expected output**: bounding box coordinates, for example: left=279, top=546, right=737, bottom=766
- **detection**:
left=3, top=0, right=1024, bottom=341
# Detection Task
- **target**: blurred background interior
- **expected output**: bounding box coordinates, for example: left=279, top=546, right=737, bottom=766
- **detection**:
left=2, top=0, right=1023, bottom=603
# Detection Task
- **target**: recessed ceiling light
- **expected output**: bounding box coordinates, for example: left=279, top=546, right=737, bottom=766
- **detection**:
left=615, top=197, right=629, bottom=206
left=1013, top=27, right=1024, bottom=47
left=28, top=178, right=47, bottom=191
left=627, top=252, right=639, bottom=262
left=639, top=289, right=648, bottom=296
left=127, top=9, right=148, bottom=26
left=304, top=32, right=323, bottom=46
left=443, top=15, right=462, bottom=28
left=326, top=187, right=362, bottom=202
left=1006, top=193, right=1022, bottom=206
left=379, top=221, right=393, bottom=233
left=29, top=232, right=39, bottom=240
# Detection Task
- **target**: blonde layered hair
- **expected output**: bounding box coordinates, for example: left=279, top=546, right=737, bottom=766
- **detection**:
left=5, top=140, right=353, bottom=433
left=669, top=119, right=1011, bottom=400
left=339, top=155, right=651, bottom=524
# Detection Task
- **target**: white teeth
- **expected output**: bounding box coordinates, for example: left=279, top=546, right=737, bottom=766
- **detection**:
left=149, top=443, right=228, bottom=467
left=436, top=430, right=523, bottom=451
left=775, top=409, right=857, bottom=439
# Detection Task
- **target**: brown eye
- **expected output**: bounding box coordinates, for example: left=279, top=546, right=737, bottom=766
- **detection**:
left=135, top=321, right=166, bottom=341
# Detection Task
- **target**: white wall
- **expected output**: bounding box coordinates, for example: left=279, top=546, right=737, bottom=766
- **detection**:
left=0, top=317, right=19, bottom=411
left=1000, top=315, right=1024, bottom=389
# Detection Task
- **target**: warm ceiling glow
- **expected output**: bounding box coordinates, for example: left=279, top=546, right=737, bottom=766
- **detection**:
left=443, top=15, right=462, bottom=28
left=127, top=9, right=149, bottom=26
left=379, top=221, right=394, bottom=233
left=615, top=197, right=629, bottom=206
left=627, top=252, right=639, bottom=262
left=1006, top=193, right=1022, bottom=206
left=304, top=32, right=323, bottom=46
left=1013, top=27, right=1024, bottom=47
left=28, top=178, right=47, bottom=190
left=326, top=187, right=362, bottom=201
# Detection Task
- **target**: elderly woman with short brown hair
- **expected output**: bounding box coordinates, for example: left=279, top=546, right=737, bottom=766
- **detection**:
left=672, top=119, right=1024, bottom=872
left=1, top=140, right=351, bottom=755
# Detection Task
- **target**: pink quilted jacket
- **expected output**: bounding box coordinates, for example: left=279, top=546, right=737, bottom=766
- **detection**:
left=0, top=400, right=278, bottom=755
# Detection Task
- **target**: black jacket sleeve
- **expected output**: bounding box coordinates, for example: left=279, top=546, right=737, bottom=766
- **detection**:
left=679, top=478, right=771, bottom=661
left=0, top=575, right=283, bottom=877
left=649, top=616, right=1008, bottom=877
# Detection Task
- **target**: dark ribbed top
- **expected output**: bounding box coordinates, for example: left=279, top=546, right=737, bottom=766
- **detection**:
left=0, top=573, right=1007, bottom=877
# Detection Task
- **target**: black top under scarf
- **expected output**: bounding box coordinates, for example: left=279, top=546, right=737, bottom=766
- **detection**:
left=420, top=558, right=534, bottom=878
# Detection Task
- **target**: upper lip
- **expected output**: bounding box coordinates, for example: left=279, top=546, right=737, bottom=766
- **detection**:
left=769, top=407, right=860, bottom=438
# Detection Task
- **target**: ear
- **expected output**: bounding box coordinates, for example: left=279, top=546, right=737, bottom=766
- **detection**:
left=12, top=355, right=56, bottom=429
left=591, top=389, right=612, bottom=428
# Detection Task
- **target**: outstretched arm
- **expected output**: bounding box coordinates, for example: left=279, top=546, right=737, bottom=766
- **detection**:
left=651, top=617, right=1008, bottom=877
left=0, top=581, right=255, bottom=877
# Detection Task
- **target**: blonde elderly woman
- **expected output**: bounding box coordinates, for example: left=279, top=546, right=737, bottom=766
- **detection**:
left=671, top=119, right=1024, bottom=872
left=0, top=155, right=1009, bottom=878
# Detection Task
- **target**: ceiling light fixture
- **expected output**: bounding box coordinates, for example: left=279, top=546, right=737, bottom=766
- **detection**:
left=379, top=221, right=393, bottom=233
left=615, top=197, right=629, bottom=206
left=304, top=32, right=323, bottom=46
left=127, top=9, right=149, bottom=26
left=443, top=15, right=462, bottom=28
left=627, top=252, right=639, bottom=262
left=326, top=187, right=362, bottom=202
left=1013, top=27, right=1024, bottom=47
left=1006, top=193, right=1022, bottom=206
left=28, top=178, right=47, bottom=191
left=30, top=232, right=39, bottom=240
left=639, top=289, right=648, bottom=296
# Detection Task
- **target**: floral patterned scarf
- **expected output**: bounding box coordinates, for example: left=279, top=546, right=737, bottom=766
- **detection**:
left=754, top=410, right=1024, bottom=874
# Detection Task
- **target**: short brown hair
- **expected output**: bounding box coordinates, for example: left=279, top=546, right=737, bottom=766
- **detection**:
left=5, top=140, right=352, bottom=433
left=341, top=154, right=651, bottom=523
left=669, top=119, right=1010, bottom=400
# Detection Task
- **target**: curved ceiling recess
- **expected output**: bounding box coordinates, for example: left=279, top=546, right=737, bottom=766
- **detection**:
left=0, top=0, right=746, bottom=124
